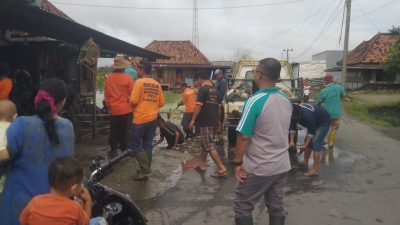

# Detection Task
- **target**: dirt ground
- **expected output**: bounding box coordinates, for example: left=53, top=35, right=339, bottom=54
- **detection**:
left=75, top=133, right=196, bottom=203
left=73, top=91, right=400, bottom=225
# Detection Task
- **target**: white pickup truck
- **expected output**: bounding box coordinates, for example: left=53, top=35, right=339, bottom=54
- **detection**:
left=225, top=60, right=303, bottom=145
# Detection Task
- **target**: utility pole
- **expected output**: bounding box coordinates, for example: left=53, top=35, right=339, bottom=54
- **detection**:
left=192, top=0, right=199, bottom=47
left=283, top=48, right=293, bottom=62
left=341, top=0, right=351, bottom=87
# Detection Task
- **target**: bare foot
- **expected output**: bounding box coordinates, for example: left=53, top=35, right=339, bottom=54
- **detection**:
left=304, top=169, right=319, bottom=177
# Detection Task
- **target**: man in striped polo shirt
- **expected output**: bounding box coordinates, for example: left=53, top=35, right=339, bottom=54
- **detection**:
left=232, top=58, right=292, bottom=225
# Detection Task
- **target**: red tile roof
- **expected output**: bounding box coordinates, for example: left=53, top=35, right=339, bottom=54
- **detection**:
left=41, top=0, right=73, bottom=21
left=347, top=33, right=400, bottom=65
left=145, top=40, right=210, bottom=65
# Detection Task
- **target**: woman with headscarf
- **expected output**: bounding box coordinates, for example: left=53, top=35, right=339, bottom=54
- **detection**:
left=0, top=79, right=74, bottom=225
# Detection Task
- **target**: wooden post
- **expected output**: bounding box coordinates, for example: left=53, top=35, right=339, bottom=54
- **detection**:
left=341, top=0, right=352, bottom=88
left=92, top=65, right=97, bottom=138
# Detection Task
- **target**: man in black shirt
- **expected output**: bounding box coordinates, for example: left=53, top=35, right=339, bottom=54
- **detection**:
left=215, top=69, right=227, bottom=131
left=189, top=70, right=227, bottom=177
left=154, top=116, right=184, bottom=150
left=289, top=103, right=331, bottom=176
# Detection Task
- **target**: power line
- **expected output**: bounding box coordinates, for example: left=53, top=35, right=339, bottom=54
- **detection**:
left=355, top=0, right=380, bottom=32
left=288, top=0, right=324, bottom=47
left=247, top=0, right=337, bottom=51
left=320, top=0, right=399, bottom=48
left=50, top=0, right=307, bottom=10
left=294, top=0, right=344, bottom=59
left=289, top=0, right=338, bottom=49
left=353, top=0, right=399, bottom=19
left=292, top=0, right=398, bottom=60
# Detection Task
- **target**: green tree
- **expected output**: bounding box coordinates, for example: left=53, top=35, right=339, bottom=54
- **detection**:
left=388, top=25, right=400, bottom=35
left=96, top=66, right=112, bottom=92
left=382, top=39, right=400, bottom=74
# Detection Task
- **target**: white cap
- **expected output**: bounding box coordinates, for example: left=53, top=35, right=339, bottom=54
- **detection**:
left=215, top=69, right=223, bottom=75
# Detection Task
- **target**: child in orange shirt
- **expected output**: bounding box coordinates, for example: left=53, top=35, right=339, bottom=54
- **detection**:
left=19, top=157, right=107, bottom=225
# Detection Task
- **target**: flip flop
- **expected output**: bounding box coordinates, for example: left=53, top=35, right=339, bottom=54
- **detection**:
left=211, top=169, right=227, bottom=178
left=195, top=165, right=207, bottom=173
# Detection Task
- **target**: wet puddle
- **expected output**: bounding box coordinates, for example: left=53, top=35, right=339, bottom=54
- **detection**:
left=286, top=145, right=365, bottom=195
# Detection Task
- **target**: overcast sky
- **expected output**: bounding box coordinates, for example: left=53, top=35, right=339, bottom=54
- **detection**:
left=51, top=0, right=400, bottom=64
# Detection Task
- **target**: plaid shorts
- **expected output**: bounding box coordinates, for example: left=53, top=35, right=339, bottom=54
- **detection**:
left=200, top=126, right=216, bottom=152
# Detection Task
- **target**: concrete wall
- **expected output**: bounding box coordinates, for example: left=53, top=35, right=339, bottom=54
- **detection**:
left=312, top=50, right=343, bottom=69
left=299, top=60, right=326, bottom=79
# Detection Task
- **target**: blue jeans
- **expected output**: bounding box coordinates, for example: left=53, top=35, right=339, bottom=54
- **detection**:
left=130, top=119, right=158, bottom=156
left=311, top=123, right=330, bottom=151
left=89, top=217, right=107, bottom=225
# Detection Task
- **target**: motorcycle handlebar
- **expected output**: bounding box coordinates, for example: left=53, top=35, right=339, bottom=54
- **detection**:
left=88, top=150, right=132, bottom=182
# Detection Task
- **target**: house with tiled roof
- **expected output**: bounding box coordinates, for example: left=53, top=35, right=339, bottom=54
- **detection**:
left=145, top=40, right=228, bottom=86
left=345, top=33, right=400, bottom=89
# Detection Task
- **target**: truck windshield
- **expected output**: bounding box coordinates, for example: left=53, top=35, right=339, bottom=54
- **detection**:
left=245, top=70, right=254, bottom=80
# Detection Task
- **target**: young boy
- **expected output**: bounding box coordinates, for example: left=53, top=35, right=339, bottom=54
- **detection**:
left=0, top=100, right=17, bottom=193
left=19, top=157, right=107, bottom=225
left=0, top=100, right=17, bottom=161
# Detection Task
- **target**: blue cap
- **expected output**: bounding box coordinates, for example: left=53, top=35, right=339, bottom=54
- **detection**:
left=124, top=67, right=138, bottom=80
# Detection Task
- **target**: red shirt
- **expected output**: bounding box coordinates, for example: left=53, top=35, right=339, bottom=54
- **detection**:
left=20, top=194, right=89, bottom=225
left=104, top=73, right=134, bottom=115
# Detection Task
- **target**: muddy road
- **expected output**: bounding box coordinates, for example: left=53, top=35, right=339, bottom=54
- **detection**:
left=76, top=113, right=400, bottom=225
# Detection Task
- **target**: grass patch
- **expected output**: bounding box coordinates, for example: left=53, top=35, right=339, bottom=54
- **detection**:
left=345, top=98, right=400, bottom=127
left=160, top=92, right=183, bottom=123
left=164, top=91, right=181, bottom=104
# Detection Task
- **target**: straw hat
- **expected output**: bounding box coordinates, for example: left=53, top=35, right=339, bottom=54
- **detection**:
left=111, top=56, right=130, bottom=69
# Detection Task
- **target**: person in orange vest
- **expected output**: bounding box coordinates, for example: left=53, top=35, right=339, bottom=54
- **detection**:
left=104, top=56, right=134, bottom=158
left=0, top=62, right=13, bottom=100
left=178, top=82, right=197, bottom=139
left=130, top=59, right=165, bottom=180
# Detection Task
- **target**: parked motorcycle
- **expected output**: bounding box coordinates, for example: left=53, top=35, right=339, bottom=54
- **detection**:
left=86, top=150, right=147, bottom=225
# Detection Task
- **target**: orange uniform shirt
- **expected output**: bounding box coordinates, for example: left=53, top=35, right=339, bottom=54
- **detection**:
left=182, top=87, right=197, bottom=113
left=20, top=194, right=89, bottom=225
left=0, top=78, right=13, bottom=100
left=130, top=77, right=165, bottom=124
left=104, top=73, right=134, bottom=115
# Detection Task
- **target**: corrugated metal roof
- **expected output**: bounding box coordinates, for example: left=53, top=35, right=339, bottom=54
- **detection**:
left=0, top=1, right=169, bottom=60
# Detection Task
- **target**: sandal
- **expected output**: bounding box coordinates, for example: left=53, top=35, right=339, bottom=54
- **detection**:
left=297, top=162, right=309, bottom=168
left=211, top=169, right=227, bottom=178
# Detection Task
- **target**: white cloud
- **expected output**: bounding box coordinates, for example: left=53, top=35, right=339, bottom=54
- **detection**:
left=53, top=0, right=400, bottom=62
